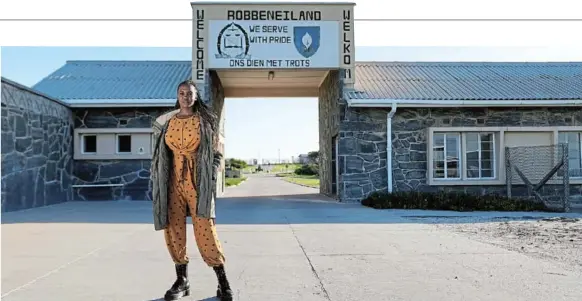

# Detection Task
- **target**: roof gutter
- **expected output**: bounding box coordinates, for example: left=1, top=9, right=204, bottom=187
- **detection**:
left=347, top=99, right=582, bottom=108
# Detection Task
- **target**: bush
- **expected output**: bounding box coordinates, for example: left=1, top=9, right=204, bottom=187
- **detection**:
left=226, top=158, right=247, bottom=170
left=361, top=191, right=552, bottom=212
left=295, top=164, right=319, bottom=176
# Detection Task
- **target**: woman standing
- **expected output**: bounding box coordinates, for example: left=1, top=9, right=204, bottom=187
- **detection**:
left=150, top=80, right=233, bottom=301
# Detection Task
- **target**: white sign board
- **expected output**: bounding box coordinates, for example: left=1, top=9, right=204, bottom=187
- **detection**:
left=208, top=20, right=339, bottom=69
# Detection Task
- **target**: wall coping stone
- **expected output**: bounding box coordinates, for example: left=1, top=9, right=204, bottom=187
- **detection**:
left=1, top=77, right=69, bottom=108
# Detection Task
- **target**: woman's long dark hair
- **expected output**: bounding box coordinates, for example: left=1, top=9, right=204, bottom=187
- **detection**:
left=174, top=80, right=219, bottom=133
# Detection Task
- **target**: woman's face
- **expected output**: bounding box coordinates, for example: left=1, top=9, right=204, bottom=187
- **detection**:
left=177, top=84, right=197, bottom=108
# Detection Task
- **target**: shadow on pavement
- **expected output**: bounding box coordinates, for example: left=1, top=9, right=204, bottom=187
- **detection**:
left=147, top=297, right=220, bottom=301
left=2, top=193, right=580, bottom=225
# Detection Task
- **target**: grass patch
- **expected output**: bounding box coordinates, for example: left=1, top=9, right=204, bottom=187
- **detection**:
left=243, top=164, right=301, bottom=174
left=275, top=172, right=294, bottom=177
left=225, top=177, right=247, bottom=187
left=270, top=164, right=301, bottom=173
left=283, top=175, right=320, bottom=188
left=242, top=166, right=256, bottom=173
left=361, top=191, right=554, bottom=212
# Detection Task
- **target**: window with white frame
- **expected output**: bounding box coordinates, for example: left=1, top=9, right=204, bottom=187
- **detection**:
left=432, top=132, right=497, bottom=180
left=465, top=132, right=496, bottom=179
left=117, top=134, right=132, bottom=153
left=432, top=133, right=461, bottom=179
left=74, top=129, right=154, bottom=160
left=558, top=131, right=582, bottom=178
left=81, top=135, right=97, bottom=154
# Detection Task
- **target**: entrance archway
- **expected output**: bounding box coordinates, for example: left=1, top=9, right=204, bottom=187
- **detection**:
left=191, top=1, right=356, bottom=200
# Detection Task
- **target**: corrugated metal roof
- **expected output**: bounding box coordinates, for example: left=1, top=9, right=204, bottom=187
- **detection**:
left=348, top=62, right=582, bottom=100
left=32, top=60, right=582, bottom=104
left=32, top=60, right=192, bottom=101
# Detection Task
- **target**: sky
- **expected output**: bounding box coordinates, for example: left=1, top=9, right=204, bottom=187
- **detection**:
left=2, top=46, right=582, bottom=161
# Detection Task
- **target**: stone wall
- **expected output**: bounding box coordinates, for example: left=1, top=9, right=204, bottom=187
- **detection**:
left=338, top=106, right=582, bottom=202
left=318, top=70, right=342, bottom=197
left=337, top=107, right=389, bottom=202
left=72, top=107, right=168, bottom=201
left=1, top=78, right=74, bottom=212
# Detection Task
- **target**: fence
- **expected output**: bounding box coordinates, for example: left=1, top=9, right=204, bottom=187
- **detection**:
left=505, top=143, right=570, bottom=212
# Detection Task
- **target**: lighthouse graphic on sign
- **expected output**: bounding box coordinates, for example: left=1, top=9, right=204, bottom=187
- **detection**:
left=293, top=26, right=320, bottom=58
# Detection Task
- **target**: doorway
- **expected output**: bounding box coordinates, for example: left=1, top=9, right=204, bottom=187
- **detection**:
left=208, top=69, right=341, bottom=200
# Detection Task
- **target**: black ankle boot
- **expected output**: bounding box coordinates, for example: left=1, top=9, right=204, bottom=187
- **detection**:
left=213, top=265, right=233, bottom=301
left=164, top=263, right=190, bottom=301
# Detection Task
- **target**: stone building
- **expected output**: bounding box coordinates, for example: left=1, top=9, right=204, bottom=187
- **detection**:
left=1, top=78, right=74, bottom=211
left=2, top=61, right=581, bottom=212
left=1, top=61, right=225, bottom=210
left=340, top=62, right=582, bottom=209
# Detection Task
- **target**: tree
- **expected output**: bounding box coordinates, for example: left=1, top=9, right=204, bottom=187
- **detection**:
left=226, top=158, right=248, bottom=170
left=307, top=151, right=319, bottom=164
left=294, top=150, right=320, bottom=176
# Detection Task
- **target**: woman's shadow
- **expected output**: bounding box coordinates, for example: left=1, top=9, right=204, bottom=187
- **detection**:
left=148, top=297, right=219, bottom=301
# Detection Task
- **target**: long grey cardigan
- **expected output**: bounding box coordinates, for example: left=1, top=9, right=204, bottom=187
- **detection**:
left=150, top=109, right=222, bottom=231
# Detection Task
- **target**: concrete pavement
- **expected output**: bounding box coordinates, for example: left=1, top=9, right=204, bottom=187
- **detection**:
left=2, top=174, right=582, bottom=301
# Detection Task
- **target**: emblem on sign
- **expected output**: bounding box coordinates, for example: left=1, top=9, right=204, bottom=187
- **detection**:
left=293, top=26, right=320, bottom=58
left=215, top=22, right=251, bottom=59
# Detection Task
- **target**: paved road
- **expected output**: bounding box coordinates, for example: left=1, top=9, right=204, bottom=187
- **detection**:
left=2, top=174, right=582, bottom=301
left=221, top=173, right=326, bottom=199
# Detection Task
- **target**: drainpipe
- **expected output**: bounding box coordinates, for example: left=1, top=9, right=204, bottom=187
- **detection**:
left=386, top=102, right=398, bottom=193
